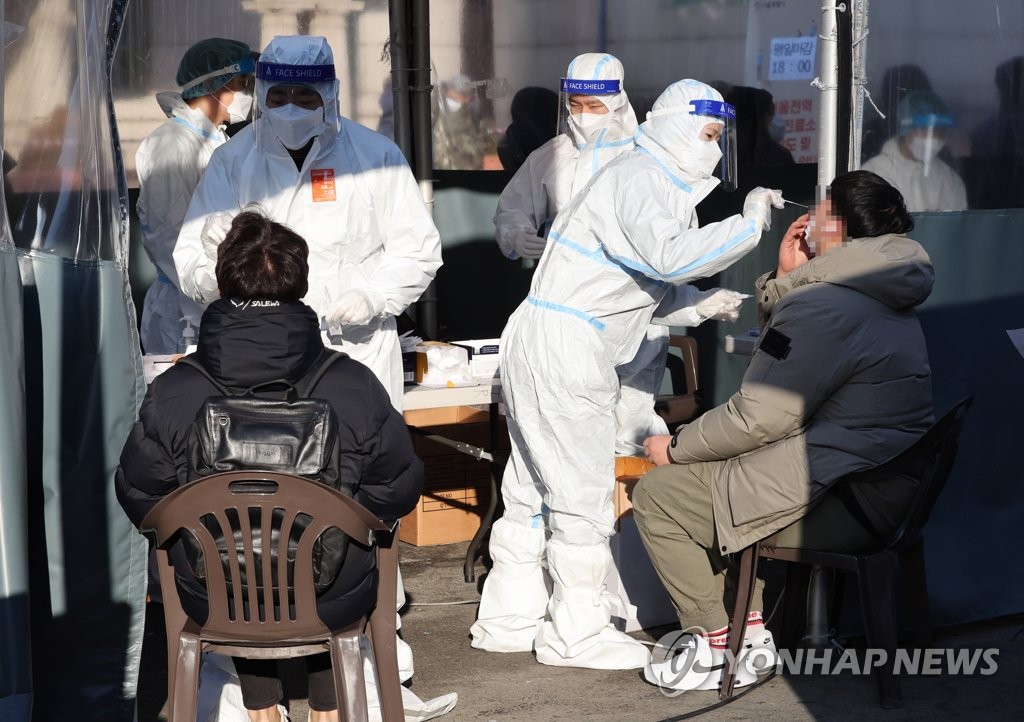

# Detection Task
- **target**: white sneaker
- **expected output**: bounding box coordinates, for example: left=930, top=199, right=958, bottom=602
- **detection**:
left=742, top=624, right=778, bottom=676
left=644, top=628, right=778, bottom=692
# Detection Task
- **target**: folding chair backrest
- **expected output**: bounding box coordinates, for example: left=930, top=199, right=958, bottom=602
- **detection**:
left=141, top=470, right=389, bottom=642
left=841, top=397, right=973, bottom=550
left=655, top=335, right=702, bottom=430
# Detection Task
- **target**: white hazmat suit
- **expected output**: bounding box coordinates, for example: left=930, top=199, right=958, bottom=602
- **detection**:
left=491, top=53, right=705, bottom=460
left=861, top=137, right=966, bottom=212
left=472, top=80, right=782, bottom=669
left=174, top=36, right=442, bottom=409
left=137, top=93, right=222, bottom=353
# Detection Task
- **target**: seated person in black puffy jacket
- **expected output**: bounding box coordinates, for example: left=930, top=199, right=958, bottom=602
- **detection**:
left=116, top=209, right=424, bottom=722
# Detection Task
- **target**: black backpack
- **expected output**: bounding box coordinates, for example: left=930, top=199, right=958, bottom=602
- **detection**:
left=177, top=351, right=352, bottom=594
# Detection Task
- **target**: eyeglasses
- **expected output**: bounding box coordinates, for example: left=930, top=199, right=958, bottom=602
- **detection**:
left=265, top=85, right=324, bottom=110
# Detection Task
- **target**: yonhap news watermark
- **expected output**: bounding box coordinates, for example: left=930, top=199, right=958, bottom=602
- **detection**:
left=651, top=630, right=999, bottom=694
left=752, top=646, right=1000, bottom=676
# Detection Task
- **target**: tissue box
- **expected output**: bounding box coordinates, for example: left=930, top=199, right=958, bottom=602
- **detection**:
left=415, top=342, right=472, bottom=386
left=452, top=338, right=501, bottom=380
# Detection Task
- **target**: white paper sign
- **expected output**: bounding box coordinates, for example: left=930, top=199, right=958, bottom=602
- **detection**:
left=768, top=35, right=817, bottom=81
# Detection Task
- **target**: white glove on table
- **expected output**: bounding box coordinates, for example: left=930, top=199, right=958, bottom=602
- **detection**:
left=742, top=187, right=785, bottom=231
left=695, top=288, right=749, bottom=323
left=200, top=212, right=235, bottom=263
left=325, top=288, right=385, bottom=326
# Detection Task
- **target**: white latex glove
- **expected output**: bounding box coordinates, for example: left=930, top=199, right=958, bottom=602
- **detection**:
left=325, top=288, right=385, bottom=326
left=200, top=212, right=234, bottom=263
left=742, top=187, right=785, bottom=232
left=695, top=288, right=750, bottom=323
left=517, top=228, right=549, bottom=259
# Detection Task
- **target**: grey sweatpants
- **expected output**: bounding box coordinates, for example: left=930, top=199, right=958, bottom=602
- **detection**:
left=633, top=462, right=882, bottom=632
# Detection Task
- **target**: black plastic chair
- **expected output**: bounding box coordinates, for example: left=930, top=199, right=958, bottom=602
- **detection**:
left=141, top=470, right=405, bottom=722
left=721, top=396, right=973, bottom=707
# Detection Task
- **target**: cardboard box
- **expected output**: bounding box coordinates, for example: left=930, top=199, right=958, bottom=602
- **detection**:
left=400, top=420, right=509, bottom=546
left=613, top=456, right=655, bottom=519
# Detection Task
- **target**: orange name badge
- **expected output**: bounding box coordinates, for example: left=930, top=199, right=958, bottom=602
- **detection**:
left=310, top=168, right=337, bottom=202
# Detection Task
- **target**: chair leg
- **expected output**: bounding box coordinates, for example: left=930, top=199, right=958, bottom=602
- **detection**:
left=170, top=632, right=201, bottom=722
left=899, top=537, right=933, bottom=648
left=331, top=632, right=369, bottom=722
left=828, top=569, right=847, bottom=639
left=779, top=562, right=810, bottom=651
left=720, top=545, right=759, bottom=700
left=368, top=611, right=404, bottom=722
left=857, top=551, right=902, bottom=709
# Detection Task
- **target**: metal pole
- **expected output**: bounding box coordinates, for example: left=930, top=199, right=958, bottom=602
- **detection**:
left=410, top=0, right=438, bottom=339
left=816, top=2, right=843, bottom=196
left=849, top=0, right=870, bottom=170
left=388, top=0, right=413, bottom=162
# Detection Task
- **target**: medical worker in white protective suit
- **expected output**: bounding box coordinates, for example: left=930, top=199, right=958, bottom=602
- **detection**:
left=173, top=36, right=453, bottom=719
left=862, top=90, right=967, bottom=212
left=492, top=54, right=743, bottom=457
left=471, top=79, right=783, bottom=669
left=174, top=35, right=442, bottom=411
left=136, top=38, right=255, bottom=353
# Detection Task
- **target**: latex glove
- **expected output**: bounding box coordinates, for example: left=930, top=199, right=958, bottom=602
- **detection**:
left=742, top=187, right=785, bottom=232
left=200, top=212, right=234, bottom=262
left=518, top=228, right=549, bottom=259
left=695, top=287, right=749, bottom=323
left=325, top=288, right=385, bottom=326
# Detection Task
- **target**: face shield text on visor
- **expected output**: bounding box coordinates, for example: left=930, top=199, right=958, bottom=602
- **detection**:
left=557, top=77, right=621, bottom=146
left=690, top=98, right=738, bottom=191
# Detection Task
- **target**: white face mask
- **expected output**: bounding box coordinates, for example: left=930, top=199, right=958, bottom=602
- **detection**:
left=693, top=138, right=723, bottom=177
left=265, top=104, right=325, bottom=149
left=569, top=112, right=614, bottom=145
left=444, top=96, right=464, bottom=113
left=224, top=90, right=253, bottom=124
left=907, top=135, right=944, bottom=164
left=768, top=115, right=787, bottom=142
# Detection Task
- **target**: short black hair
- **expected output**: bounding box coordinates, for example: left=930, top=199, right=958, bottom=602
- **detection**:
left=829, top=170, right=914, bottom=238
left=215, top=210, right=309, bottom=301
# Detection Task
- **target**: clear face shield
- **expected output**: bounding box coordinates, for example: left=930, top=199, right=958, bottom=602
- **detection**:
left=690, top=98, right=738, bottom=191
left=556, top=77, right=621, bottom=145
left=255, top=59, right=338, bottom=150
left=902, top=113, right=953, bottom=177
left=178, top=56, right=257, bottom=116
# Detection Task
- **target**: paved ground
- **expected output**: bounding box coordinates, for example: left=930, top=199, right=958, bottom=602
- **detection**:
left=138, top=541, right=1024, bottom=721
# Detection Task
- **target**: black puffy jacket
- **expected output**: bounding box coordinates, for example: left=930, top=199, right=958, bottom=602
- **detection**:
left=116, top=299, right=423, bottom=629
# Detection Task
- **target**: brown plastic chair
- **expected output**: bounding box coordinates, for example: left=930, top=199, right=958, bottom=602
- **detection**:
left=141, top=470, right=405, bottom=722
left=721, top=396, right=972, bottom=707
left=654, top=335, right=702, bottom=431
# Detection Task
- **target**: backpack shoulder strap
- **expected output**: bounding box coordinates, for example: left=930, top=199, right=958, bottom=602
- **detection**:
left=297, top=349, right=349, bottom=398
left=176, top=356, right=231, bottom=396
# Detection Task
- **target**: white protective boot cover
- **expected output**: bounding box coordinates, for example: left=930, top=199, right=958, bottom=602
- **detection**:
left=470, top=518, right=549, bottom=652
left=534, top=540, right=651, bottom=669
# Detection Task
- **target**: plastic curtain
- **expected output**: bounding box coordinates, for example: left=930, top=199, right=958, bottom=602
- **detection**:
left=1, top=0, right=148, bottom=719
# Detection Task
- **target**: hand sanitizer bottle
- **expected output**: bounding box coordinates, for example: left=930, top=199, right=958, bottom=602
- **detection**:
left=178, top=316, right=199, bottom=355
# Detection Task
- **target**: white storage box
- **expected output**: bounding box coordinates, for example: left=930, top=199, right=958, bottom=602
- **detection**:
left=452, top=338, right=500, bottom=380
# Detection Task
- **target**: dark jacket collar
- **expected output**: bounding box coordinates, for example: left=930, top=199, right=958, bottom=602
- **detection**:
left=196, top=299, right=325, bottom=389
